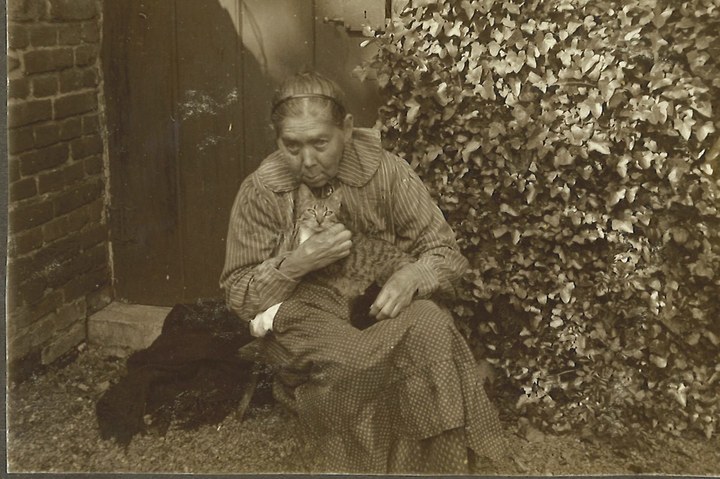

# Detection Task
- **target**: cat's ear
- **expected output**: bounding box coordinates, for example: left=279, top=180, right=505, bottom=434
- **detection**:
left=326, top=187, right=342, bottom=211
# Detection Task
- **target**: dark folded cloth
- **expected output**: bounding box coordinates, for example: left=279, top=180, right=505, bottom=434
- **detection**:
left=95, top=300, right=263, bottom=446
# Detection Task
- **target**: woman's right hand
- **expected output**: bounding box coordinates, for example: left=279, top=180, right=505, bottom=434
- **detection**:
left=279, top=223, right=352, bottom=279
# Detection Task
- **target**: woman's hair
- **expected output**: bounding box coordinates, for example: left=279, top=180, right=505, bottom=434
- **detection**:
left=271, top=71, right=347, bottom=129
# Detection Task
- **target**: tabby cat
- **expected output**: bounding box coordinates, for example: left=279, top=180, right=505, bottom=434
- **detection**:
left=293, top=183, right=414, bottom=329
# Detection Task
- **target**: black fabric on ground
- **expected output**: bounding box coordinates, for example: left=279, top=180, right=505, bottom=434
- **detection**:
left=95, top=301, right=263, bottom=446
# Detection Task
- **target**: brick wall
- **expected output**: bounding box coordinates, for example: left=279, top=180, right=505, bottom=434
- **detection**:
left=7, top=0, right=112, bottom=380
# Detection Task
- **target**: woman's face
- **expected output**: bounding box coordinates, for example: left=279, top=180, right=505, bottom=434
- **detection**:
left=277, top=112, right=353, bottom=188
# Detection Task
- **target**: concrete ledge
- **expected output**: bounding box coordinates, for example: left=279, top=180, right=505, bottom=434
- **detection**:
left=88, top=302, right=171, bottom=354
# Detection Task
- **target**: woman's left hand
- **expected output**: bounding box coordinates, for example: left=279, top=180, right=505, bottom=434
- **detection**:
left=369, top=265, right=420, bottom=320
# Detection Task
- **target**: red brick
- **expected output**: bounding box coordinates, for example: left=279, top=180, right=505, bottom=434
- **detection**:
left=80, top=224, right=109, bottom=249
left=60, top=117, right=83, bottom=140
left=53, top=178, right=104, bottom=216
left=46, top=245, right=102, bottom=287
left=10, top=178, right=38, bottom=202
left=10, top=227, right=45, bottom=256
left=81, top=22, right=100, bottom=43
left=86, top=199, right=104, bottom=222
left=9, top=159, right=22, bottom=182
left=33, top=123, right=62, bottom=149
left=24, top=48, right=75, bottom=74
left=8, top=25, right=30, bottom=49
left=9, top=200, right=55, bottom=232
left=9, top=99, right=53, bottom=128
left=54, top=91, right=97, bottom=119
left=38, top=161, right=85, bottom=194
left=72, top=134, right=103, bottom=159
left=59, top=68, right=97, bottom=93
left=26, top=311, right=61, bottom=349
left=10, top=248, right=53, bottom=280
left=53, top=300, right=88, bottom=332
left=9, top=78, right=31, bottom=99
left=74, top=45, right=99, bottom=67
left=33, top=75, right=59, bottom=97
left=41, top=322, right=86, bottom=365
left=8, top=350, right=43, bottom=385
left=29, top=25, right=58, bottom=47
left=11, top=290, right=63, bottom=332
left=9, top=55, right=22, bottom=72
left=35, top=121, right=80, bottom=150
left=84, top=155, right=103, bottom=175
left=34, top=232, right=82, bottom=267
left=10, top=274, right=49, bottom=307
left=42, top=216, right=70, bottom=243
left=19, top=143, right=69, bottom=176
left=66, top=203, right=92, bottom=231
left=49, top=0, right=98, bottom=21
left=58, top=25, right=83, bottom=46
left=63, top=266, right=109, bottom=303
left=8, top=127, right=36, bottom=155
left=87, top=286, right=113, bottom=314
left=81, top=114, right=100, bottom=134
left=8, top=0, right=46, bottom=22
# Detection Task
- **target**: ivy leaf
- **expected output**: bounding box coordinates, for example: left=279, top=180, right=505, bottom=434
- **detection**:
left=674, top=115, right=694, bottom=141
left=611, top=218, right=634, bottom=233
left=553, top=148, right=574, bottom=167
left=500, top=203, right=520, bottom=216
left=406, top=98, right=421, bottom=124
left=462, top=139, right=482, bottom=162
left=560, top=282, right=575, bottom=304
left=466, top=65, right=484, bottom=85
left=587, top=138, right=611, bottom=155
left=460, top=0, right=476, bottom=19
left=696, top=122, right=715, bottom=142
left=479, top=78, right=497, bottom=100
left=624, top=27, right=642, bottom=41
left=650, top=354, right=668, bottom=368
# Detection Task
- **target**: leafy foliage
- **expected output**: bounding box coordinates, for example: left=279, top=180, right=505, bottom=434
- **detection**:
left=358, top=0, right=720, bottom=440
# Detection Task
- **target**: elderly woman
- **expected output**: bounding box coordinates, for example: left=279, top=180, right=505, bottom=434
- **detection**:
left=221, top=72, right=505, bottom=474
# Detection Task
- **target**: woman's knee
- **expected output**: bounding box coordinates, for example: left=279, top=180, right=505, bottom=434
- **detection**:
left=407, top=299, right=453, bottom=326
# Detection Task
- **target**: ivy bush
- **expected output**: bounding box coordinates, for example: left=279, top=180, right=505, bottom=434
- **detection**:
left=358, top=0, right=720, bottom=440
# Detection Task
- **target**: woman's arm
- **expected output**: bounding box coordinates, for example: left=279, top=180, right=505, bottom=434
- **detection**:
left=369, top=152, right=469, bottom=320
left=220, top=178, right=299, bottom=321
left=388, top=152, right=469, bottom=297
left=220, top=176, right=353, bottom=321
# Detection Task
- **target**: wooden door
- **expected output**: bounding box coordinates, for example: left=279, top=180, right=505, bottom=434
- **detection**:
left=103, top=1, right=382, bottom=306
left=104, top=0, right=245, bottom=304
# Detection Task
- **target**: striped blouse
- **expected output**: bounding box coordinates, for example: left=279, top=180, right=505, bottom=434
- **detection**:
left=220, top=128, right=469, bottom=321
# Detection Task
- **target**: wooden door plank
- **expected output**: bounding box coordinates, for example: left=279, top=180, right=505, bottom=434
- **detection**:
left=103, top=0, right=184, bottom=305
left=174, top=0, right=245, bottom=301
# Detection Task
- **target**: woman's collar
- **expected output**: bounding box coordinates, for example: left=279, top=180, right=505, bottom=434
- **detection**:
left=259, top=128, right=382, bottom=193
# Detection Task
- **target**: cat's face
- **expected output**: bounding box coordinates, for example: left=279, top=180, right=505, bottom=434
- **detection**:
left=296, top=183, right=342, bottom=236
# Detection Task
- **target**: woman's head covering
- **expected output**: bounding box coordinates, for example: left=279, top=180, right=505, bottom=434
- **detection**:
left=271, top=71, right=347, bottom=129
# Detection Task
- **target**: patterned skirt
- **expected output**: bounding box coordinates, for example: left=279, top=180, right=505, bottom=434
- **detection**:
left=260, top=282, right=506, bottom=474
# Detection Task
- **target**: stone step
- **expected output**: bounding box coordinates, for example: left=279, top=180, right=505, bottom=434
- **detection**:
left=87, top=302, right=171, bottom=355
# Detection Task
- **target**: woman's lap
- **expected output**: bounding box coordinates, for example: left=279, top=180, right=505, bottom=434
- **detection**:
left=260, top=285, right=505, bottom=473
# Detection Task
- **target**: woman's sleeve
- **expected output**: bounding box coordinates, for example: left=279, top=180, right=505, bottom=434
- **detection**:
left=219, top=177, right=299, bottom=321
left=389, top=154, right=470, bottom=297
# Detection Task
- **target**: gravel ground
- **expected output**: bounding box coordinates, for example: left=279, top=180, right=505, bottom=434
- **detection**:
left=7, top=344, right=720, bottom=475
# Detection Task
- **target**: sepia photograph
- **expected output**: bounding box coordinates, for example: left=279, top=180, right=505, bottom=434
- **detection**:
left=4, top=0, right=720, bottom=475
